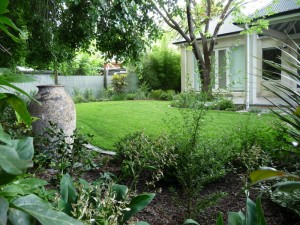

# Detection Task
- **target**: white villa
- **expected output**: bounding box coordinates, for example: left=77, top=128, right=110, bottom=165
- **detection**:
left=174, top=0, right=300, bottom=108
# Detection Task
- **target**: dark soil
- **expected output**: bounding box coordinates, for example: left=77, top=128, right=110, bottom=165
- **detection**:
left=82, top=158, right=300, bottom=225
left=36, top=156, right=300, bottom=225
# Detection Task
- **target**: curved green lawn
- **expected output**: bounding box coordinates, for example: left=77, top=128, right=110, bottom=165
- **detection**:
left=76, top=100, right=276, bottom=150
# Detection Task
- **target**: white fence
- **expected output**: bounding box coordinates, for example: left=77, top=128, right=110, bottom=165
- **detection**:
left=3, top=74, right=139, bottom=97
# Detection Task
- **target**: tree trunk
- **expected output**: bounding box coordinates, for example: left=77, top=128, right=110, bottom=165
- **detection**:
left=194, top=55, right=213, bottom=97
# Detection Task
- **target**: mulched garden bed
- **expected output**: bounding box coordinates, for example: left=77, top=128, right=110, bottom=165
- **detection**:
left=82, top=157, right=300, bottom=225
left=36, top=154, right=300, bottom=225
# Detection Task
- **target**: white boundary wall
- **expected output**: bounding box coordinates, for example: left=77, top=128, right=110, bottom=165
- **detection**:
left=2, top=74, right=138, bottom=97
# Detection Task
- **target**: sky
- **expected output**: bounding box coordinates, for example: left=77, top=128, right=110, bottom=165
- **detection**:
left=241, top=0, right=273, bottom=15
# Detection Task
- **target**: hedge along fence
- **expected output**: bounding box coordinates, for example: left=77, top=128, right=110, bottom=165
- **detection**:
left=2, top=73, right=139, bottom=97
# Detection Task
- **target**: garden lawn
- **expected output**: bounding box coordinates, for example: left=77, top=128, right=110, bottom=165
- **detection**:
left=76, top=100, right=276, bottom=150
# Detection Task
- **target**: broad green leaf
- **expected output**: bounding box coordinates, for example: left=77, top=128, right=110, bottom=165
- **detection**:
left=0, top=197, right=9, bottom=225
left=255, top=196, right=267, bottom=225
left=0, top=16, right=20, bottom=32
left=58, top=199, right=73, bottom=216
left=0, top=77, right=35, bottom=101
left=246, top=197, right=257, bottom=225
left=4, top=94, right=32, bottom=126
left=8, top=208, right=34, bottom=225
left=0, top=0, right=9, bottom=14
left=0, top=145, right=32, bottom=175
left=250, top=167, right=300, bottom=184
left=228, top=212, right=245, bottom=225
left=273, top=181, right=300, bottom=193
left=112, top=184, right=128, bottom=201
left=14, top=178, right=47, bottom=189
left=11, top=137, right=34, bottom=160
left=1, top=184, right=25, bottom=197
left=183, top=218, right=200, bottom=225
left=60, top=174, right=77, bottom=204
left=216, top=213, right=224, bottom=225
left=122, top=193, right=155, bottom=223
left=12, top=194, right=84, bottom=225
left=0, top=23, right=19, bottom=42
left=1, top=74, right=35, bottom=83
left=0, top=124, right=11, bottom=144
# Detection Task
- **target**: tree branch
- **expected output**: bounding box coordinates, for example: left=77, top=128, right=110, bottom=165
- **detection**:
left=186, top=0, right=204, bottom=66
left=205, top=0, right=211, bottom=34
left=209, top=0, right=234, bottom=53
left=149, top=0, right=191, bottom=44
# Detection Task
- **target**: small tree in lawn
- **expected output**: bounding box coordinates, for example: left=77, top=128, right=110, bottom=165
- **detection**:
left=145, top=0, right=270, bottom=95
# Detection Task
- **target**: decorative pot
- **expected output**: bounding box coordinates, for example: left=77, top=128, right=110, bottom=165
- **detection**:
left=28, top=85, right=76, bottom=137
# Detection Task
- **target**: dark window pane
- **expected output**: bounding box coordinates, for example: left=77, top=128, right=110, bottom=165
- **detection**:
left=262, top=48, right=281, bottom=80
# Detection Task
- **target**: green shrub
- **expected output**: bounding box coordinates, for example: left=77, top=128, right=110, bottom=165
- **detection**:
left=34, top=122, right=96, bottom=177
left=150, top=89, right=164, bottom=100
left=83, top=89, right=96, bottom=102
left=0, top=125, right=83, bottom=225
left=135, top=35, right=181, bottom=91
left=249, top=106, right=262, bottom=113
left=134, top=82, right=150, bottom=100
left=112, top=73, right=128, bottom=93
left=167, top=103, right=232, bottom=219
left=115, top=132, right=177, bottom=189
left=111, top=93, right=127, bottom=101
left=160, top=89, right=175, bottom=100
left=57, top=174, right=154, bottom=225
left=170, top=91, right=208, bottom=108
left=210, top=98, right=235, bottom=111
left=59, top=51, right=103, bottom=75
left=97, top=88, right=114, bottom=101
left=72, top=88, right=86, bottom=103
left=126, top=93, right=136, bottom=100
left=229, top=118, right=290, bottom=174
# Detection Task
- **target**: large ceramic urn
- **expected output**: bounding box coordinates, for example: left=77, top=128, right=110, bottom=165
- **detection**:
left=28, top=85, right=76, bottom=137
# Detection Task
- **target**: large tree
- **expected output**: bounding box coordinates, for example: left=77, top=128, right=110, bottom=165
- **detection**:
left=143, top=0, right=269, bottom=94
left=1, top=0, right=160, bottom=80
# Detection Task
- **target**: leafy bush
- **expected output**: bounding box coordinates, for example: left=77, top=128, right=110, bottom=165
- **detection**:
left=135, top=35, right=181, bottom=91
left=59, top=51, right=103, bottom=75
left=34, top=122, right=96, bottom=177
left=134, top=82, right=150, bottom=100
left=248, top=40, right=300, bottom=217
left=209, top=98, right=235, bottom=111
left=115, top=132, right=177, bottom=189
left=170, top=91, right=208, bottom=108
left=72, top=88, right=86, bottom=103
left=167, top=103, right=233, bottom=219
left=83, top=89, right=96, bottom=102
left=184, top=195, right=267, bottom=225
left=97, top=88, right=114, bottom=101
left=126, top=93, right=136, bottom=100
left=228, top=118, right=288, bottom=173
left=150, top=89, right=164, bottom=100
left=112, top=73, right=128, bottom=93
left=57, top=174, right=154, bottom=225
left=111, top=93, right=127, bottom=101
left=0, top=125, right=83, bottom=225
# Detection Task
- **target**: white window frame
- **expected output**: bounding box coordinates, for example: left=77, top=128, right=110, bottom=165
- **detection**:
left=213, top=48, right=230, bottom=91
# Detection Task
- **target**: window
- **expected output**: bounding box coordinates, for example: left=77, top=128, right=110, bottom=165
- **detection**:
left=262, top=48, right=281, bottom=80
left=212, top=49, right=229, bottom=90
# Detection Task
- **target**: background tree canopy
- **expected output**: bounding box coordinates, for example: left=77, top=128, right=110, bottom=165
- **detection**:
left=136, top=35, right=181, bottom=91
left=0, top=0, right=161, bottom=69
